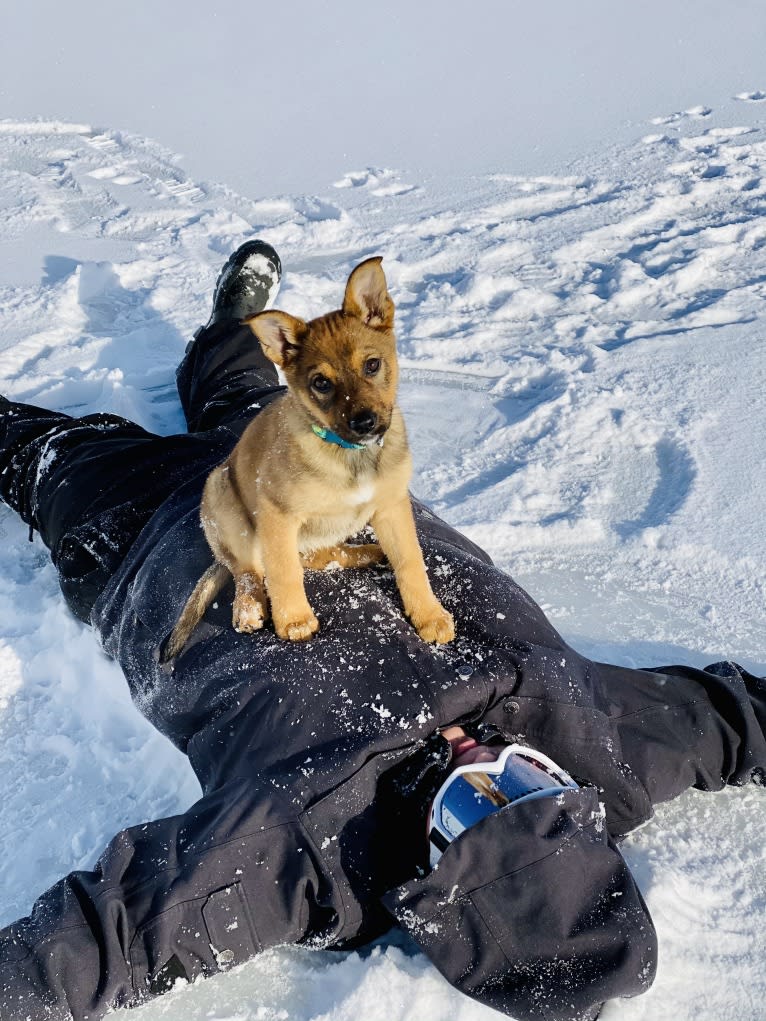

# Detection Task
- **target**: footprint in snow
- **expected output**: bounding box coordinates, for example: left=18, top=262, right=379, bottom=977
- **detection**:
left=293, top=195, right=344, bottom=221
left=641, top=133, right=672, bottom=145
left=650, top=105, right=712, bottom=125
left=87, top=166, right=142, bottom=186
left=734, top=90, right=766, bottom=102
left=615, top=437, right=696, bottom=540
left=333, top=166, right=416, bottom=197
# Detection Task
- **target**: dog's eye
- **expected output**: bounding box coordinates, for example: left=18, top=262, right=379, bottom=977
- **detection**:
left=364, top=358, right=381, bottom=376
left=311, top=374, right=333, bottom=394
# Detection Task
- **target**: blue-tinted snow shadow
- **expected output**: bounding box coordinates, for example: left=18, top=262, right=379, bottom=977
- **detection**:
left=615, top=436, right=697, bottom=539
left=17, top=257, right=189, bottom=434
left=568, top=633, right=765, bottom=678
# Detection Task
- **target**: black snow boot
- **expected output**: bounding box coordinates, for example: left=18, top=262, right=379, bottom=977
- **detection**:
left=206, top=240, right=282, bottom=327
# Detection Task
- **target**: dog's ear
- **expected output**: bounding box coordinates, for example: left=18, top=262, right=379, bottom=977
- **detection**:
left=244, top=311, right=307, bottom=366
left=342, top=257, right=395, bottom=331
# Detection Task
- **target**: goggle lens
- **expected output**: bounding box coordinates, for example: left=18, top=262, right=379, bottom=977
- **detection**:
left=429, top=745, right=578, bottom=864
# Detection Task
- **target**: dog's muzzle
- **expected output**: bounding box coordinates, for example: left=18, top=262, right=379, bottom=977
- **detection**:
left=348, top=410, right=378, bottom=436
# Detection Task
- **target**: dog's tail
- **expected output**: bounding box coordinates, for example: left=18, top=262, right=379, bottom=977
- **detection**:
left=162, top=562, right=229, bottom=663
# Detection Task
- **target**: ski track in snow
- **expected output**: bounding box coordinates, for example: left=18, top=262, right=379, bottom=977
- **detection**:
left=0, top=112, right=764, bottom=1020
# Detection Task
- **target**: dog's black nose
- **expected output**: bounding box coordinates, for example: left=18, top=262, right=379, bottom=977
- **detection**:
left=349, top=410, right=378, bottom=435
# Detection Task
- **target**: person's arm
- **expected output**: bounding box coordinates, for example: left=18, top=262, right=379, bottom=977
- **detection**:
left=383, top=784, right=655, bottom=1021
left=0, top=779, right=322, bottom=1021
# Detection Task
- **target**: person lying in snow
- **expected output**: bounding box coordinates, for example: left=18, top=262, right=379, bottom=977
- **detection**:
left=0, top=241, right=763, bottom=1021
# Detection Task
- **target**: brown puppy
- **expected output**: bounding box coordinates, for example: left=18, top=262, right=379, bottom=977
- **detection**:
left=163, top=257, right=454, bottom=660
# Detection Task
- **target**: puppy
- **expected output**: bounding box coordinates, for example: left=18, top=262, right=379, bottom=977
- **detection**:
left=163, top=257, right=454, bottom=660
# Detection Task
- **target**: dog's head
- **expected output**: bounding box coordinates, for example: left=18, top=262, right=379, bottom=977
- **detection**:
left=245, top=258, right=398, bottom=446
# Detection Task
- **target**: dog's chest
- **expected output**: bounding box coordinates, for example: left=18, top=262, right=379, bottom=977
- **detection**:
left=297, top=475, right=377, bottom=551
left=345, top=480, right=375, bottom=506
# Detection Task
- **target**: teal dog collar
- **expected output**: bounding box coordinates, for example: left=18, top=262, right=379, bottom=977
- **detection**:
left=311, top=424, right=366, bottom=450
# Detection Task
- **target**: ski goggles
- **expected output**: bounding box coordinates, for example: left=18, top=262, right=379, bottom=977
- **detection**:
left=428, top=743, right=579, bottom=867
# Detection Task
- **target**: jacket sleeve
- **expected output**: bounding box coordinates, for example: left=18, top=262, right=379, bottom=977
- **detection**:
left=382, top=788, right=656, bottom=1021
left=0, top=779, right=330, bottom=1021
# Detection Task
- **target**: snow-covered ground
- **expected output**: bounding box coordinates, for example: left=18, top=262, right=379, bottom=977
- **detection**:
left=5, top=1, right=766, bottom=197
left=0, top=89, right=765, bottom=1020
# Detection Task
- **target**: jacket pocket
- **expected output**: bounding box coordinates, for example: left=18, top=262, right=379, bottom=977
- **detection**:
left=202, top=882, right=262, bottom=964
left=129, top=881, right=261, bottom=999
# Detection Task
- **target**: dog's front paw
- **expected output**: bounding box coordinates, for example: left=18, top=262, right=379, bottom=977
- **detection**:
left=414, top=605, right=455, bottom=645
left=233, top=597, right=266, bottom=633
left=275, top=610, right=320, bottom=642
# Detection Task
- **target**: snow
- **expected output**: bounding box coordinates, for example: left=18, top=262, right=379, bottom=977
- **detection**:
left=1, top=9, right=765, bottom=1019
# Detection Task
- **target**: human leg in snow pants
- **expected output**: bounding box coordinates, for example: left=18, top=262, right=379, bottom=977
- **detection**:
left=0, top=321, right=283, bottom=621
